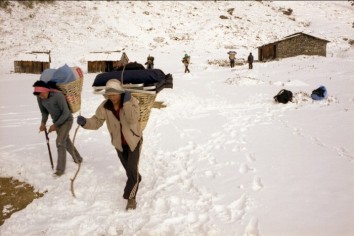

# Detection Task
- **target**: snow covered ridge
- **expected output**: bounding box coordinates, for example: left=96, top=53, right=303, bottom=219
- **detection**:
left=1, top=1, right=354, bottom=236
left=1, top=1, right=353, bottom=73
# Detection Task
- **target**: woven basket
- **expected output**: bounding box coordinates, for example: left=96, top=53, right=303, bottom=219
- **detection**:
left=132, top=92, right=156, bottom=130
left=57, top=76, right=83, bottom=113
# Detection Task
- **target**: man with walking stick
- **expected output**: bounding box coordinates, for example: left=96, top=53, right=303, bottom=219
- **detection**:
left=33, top=81, right=83, bottom=176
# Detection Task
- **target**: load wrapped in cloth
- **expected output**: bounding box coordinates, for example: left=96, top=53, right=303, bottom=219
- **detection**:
left=92, top=69, right=173, bottom=93
left=93, top=80, right=157, bottom=131
left=93, top=69, right=173, bottom=130
left=41, top=64, right=84, bottom=113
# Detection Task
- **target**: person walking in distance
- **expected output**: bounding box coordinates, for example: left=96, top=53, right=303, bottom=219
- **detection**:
left=33, top=80, right=83, bottom=177
left=145, top=55, right=154, bottom=69
left=228, top=51, right=236, bottom=68
left=247, top=52, right=254, bottom=69
left=77, top=79, right=142, bottom=211
left=182, top=54, right=190, bottom=73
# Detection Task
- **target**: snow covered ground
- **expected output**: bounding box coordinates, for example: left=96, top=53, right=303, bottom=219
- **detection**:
left=1, top=1, right=354, bottom=235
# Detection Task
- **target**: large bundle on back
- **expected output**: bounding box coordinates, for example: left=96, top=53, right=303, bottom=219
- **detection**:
left=228, top=51, right=236, bottom=59
left=40, top=64, right=84, bottom=113
left=92, top=67, right=173, bottom=130
left=92, top=69, right=173, bottom=93
left=182, top=54, right=190, bottom=63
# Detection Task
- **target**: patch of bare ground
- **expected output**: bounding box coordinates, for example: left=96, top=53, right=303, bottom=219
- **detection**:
left=0, top=177, right=45, bottom=226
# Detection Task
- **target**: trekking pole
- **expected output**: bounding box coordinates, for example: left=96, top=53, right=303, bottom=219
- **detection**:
left=44, top=129, right=54, bottom=170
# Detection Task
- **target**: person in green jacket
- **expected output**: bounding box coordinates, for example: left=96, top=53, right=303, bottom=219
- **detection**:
left=77, top=79, right=142, bottom=211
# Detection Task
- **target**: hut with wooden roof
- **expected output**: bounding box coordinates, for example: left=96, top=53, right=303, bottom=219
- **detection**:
left=87, top=50, right=129, bottom=73
left=257, top=32, right=330, bottom=61
left=14, top=51, right=51, bottom=74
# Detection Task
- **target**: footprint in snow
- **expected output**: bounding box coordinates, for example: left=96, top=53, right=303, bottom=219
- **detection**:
left=252, top=176, right=263, bottom=191
left=245, top=217, right=260, bottom=236
left=239, top=163, right=255, bottom=174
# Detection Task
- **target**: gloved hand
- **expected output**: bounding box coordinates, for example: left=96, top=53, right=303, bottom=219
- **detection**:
left=77, top=116, right=87, bottom=126
left=123, top=91, right=131, bottom=103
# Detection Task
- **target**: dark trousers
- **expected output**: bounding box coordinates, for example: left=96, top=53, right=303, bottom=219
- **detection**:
left=184, top=66, right=190, bottom=73
left=230, top=59, right=235, bottom=68
left=116, top=139, right=142, bottom=200
left=249, top=62, right=253, bottom=69
left=55, top=118, right=82, bottom=173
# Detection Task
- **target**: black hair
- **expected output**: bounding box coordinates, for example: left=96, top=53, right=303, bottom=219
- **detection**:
left=33, top=80, right=49, bottom=88
left=33, top=80, right=49, bottom=95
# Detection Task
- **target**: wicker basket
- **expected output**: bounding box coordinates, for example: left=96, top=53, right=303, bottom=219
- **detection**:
left=56, top=76, right=83, bottom=113
left=132, top=92, right=156, bottom=130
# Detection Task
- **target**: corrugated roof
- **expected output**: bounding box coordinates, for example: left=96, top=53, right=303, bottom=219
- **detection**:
left=15, top=51, right=50, bottom=62
left=86, top=50, right=123, bottom=61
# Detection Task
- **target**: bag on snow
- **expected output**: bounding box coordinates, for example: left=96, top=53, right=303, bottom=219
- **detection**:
left=311, top=86, right=327, bottom=100
left=274, top=89, right=293, bottom=104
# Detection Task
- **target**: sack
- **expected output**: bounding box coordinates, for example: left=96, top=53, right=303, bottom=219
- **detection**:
left=51, top=64, right=76, bottom=84
left=311, top=86, right=327, bottom=100
left=274, top=89, right=293, bottom=104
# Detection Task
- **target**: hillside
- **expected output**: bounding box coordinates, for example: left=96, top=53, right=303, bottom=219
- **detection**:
left=1, top=1, right=354, bottom=236
left=1, top=1, right=352, bottom=73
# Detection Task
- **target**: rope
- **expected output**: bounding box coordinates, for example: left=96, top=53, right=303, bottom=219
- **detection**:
left=120, top=64, right=126, bottom=85
left=70, top=111, right=81, bottom=198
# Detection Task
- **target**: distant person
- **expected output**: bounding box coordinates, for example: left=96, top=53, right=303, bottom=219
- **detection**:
left=120, top=52, right=129, bottom=66
left=145, top=55, right=154, bottom=69
left=228, top=51, right=236, bottom=68
left=33, top=81, right=83, bottom=176
left=182, top=54, right=190, bottom=73
left=247, top=52, right=254, bottom=69
left=76, top=79, right=142, bottom=211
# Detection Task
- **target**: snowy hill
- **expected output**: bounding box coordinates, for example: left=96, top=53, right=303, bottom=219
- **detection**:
left=1, top=1, right=352, bottom=73
left=1, top=1, right=354, bottom=236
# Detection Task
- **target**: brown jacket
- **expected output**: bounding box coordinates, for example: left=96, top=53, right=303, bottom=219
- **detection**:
left=83, top=97, right=142, bottom=152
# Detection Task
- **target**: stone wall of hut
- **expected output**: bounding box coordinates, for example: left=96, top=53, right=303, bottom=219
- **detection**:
left=276, top=35, right=327, bottom=58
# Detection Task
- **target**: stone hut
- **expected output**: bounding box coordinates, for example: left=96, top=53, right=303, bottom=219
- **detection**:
left=257, top=32, right=330, bottom=61
left=14, top=51, right=51, bottom=74
left=87, top=51, right=129, bottom=73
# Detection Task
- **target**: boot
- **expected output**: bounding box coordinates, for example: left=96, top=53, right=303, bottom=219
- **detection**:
left=126, top=198, right=137, bottom=211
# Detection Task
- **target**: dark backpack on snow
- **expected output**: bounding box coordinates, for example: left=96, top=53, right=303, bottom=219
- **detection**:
left=274, top=89, right=293, bottom=104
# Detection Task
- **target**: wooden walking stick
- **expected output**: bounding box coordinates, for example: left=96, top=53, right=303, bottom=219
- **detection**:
left=70, top=123, right=81, bottom=198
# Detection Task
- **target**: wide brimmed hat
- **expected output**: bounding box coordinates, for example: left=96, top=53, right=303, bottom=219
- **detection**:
left=104, top=79, right=125, bottom=95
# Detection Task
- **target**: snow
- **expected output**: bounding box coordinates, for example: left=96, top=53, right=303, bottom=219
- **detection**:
left=1, top=1, right=354, bottom=235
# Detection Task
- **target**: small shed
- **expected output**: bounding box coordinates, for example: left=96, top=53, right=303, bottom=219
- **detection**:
left=87, top=51, right=129, bottom=73
left=14, top=51, right=51, bottom=74
left=257, top=32, right=330, bottom=61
